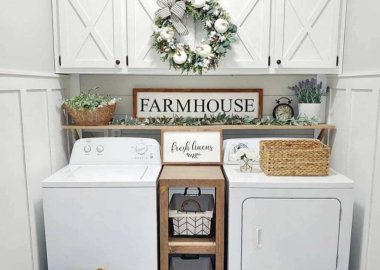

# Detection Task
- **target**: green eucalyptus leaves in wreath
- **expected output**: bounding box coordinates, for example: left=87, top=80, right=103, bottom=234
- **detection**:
left=152, top=0, right=238, bottom=74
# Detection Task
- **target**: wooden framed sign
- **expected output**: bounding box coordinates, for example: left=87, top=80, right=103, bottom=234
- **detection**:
left=161, top=130, right=222, bottom=164
left=133, top=88, right=263, bottom=119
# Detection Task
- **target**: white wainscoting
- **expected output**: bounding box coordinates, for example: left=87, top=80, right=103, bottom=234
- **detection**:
left=0, top=74, right=70, bottom=270
left=328, top=75, right=380, bottom=270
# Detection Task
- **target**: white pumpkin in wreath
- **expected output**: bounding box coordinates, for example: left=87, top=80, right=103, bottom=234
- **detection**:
left=214, top=18, right=229, bottom=34
left=160, top=27, right=175, bottom=40
left=192, top=0, right=206, bottom=8
left=196, top=44, right=212, bottom=58
left=173, top=48, right=188, bottom=64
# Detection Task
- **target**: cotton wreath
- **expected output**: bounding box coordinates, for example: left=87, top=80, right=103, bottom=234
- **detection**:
left=152, top=0, right=237, bottom=74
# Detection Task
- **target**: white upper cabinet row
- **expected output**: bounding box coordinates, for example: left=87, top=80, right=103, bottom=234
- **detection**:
left=52, top=0, right=346, bottom=74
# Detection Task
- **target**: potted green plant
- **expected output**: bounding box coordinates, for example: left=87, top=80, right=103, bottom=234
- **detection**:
left=289, top=78, right=328, bottom=123
left=63, top=88, right=121, bottom=126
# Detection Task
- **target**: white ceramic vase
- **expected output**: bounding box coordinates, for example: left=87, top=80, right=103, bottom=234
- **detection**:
left=298, top=103, right=322, bottom=122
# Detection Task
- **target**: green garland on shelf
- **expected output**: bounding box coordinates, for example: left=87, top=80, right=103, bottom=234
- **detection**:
left=113, top=114, right=319, bottom=126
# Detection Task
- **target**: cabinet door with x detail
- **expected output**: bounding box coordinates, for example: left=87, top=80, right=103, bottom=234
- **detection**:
left=274, top=0, right=343, bottom=69
left=127, top=0, right=197, bottom=70
left=218, top=0, right=271, bottom=70
left=57, top=0, right=124, bottom=69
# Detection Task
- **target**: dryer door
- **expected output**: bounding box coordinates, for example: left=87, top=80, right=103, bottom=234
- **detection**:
left=242, top=198, right=341, bottom=270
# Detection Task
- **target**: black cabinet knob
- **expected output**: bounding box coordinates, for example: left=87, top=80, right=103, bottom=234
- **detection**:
left=276, top=59, right=282, bottom=65
left=115, top=60, right=121, bottom=65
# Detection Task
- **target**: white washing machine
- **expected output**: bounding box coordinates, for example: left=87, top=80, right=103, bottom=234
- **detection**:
left=42, top=137, right=161, bottom=270
left=223, top=138, right=354, bottom=270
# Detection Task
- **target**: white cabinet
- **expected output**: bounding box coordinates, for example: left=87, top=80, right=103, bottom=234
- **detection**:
left=127, top=0, right=271, bottom=72
left=52, top=0, right=345, bottom=74
left=126, top=0, right=169, bottom=70
left=242, top=198, right=341, bottom=270
left=274, top=0, right=343, bottom=70
left=218, top=0, right=271, bottom=70
left=127, top=0, right=198, bottom=70
left=54, top=0, right=125, bottom=71
left=125, top=0, right=343, bottom=73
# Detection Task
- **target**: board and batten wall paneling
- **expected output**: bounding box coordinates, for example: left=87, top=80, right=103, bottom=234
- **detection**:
left=0, top=90, right=33, bottom=270
left=328, top=75, right=380, bottom=270
left=342, top=0, right=380, bottom=75
left=367, top=110, right=380, bottom=270
left=79, top=75, right=317, bottom=117
left=0, top=0, right=55, bottom=74
left=0, top=74, right=70, bottom=270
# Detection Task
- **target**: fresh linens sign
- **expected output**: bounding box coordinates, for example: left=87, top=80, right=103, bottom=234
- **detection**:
left=162, top=131, right=222, bottom=164
left=133, top=89, right=263, bottom=118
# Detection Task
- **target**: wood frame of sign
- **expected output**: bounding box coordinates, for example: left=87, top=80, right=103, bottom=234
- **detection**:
left=133, top=88, right=263, bottom=119
left=161, top=129, right=223, bottom=165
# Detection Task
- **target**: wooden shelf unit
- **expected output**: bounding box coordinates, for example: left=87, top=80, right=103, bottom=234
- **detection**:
left=63, top=124, right=335, bottom=131
left=63, top=124, right=335, bottom=142
left=159, top=166, right=225, bottom=270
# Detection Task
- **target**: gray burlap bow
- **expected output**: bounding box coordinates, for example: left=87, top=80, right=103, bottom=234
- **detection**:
left=156, top=0, right=189, bottom=35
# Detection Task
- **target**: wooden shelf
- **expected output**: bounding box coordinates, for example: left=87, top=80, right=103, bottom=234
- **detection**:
left=159, top=165, right=225, bottom=270
left=168, top=237, right=216, bottom=254
left=63, top=124, right=335, bottom=131
left=168, top=237, right=216, bottom=246
left=160, top=166, right=225, bottom=181
left=64, top=124, right=335, bottom=142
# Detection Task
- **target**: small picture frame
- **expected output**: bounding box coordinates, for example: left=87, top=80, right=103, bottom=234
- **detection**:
left=161, top=130, right=223, bottom=165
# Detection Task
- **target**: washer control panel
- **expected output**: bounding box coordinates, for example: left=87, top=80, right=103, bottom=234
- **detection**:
left=135, top=142, right=149, bottom=155
left=84, top=145, right=92, bottom=153
left=96, top=145, right=104, bottom=153
left=70, top=138, right=161, bottom=165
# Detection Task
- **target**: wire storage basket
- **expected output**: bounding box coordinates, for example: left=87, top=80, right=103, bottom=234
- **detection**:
left=260, top=139, right=330, bottom=176
left=170, top=256, right=213, bottom=270
left=63, top=103, right=116, bottom=126
left=169, top=188, right=214, bottom=236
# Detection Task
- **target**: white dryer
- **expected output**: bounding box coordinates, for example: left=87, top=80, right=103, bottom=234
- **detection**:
left=43, top=137, right=161, bottom=270
left=223, top=138, right=354, bottom=270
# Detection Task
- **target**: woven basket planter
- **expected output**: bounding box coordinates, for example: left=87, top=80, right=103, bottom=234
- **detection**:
left=63, top=103, right=116, bottom=126
left=260, top=139, right=330, bottom=176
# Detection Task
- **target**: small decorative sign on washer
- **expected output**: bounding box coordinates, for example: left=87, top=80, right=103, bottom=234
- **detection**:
left=161, top=130, right=222, bottom=164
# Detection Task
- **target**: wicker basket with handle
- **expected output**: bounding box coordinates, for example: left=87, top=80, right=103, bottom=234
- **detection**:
left=260, top=139, right=330, bottom=176
left=63, top=103, right=116, bottom=126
